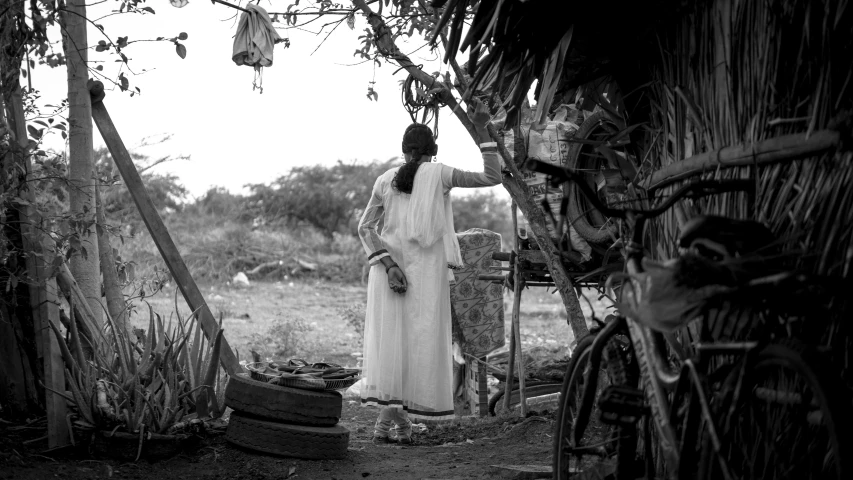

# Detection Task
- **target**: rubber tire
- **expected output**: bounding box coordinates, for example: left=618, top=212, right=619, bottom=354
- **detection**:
left=552, top=334, right=639, bottom=480
left=224, top=373, right=342, bottom=426
left=565, top=110, right=623, bottom=245
left=226, top=411, right=350, bottom=460
left=698, top=342, right=853, bottom=480
left=488, top=381, right=561, bottom=416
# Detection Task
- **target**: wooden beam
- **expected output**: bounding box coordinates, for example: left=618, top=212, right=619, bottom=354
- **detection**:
left=35, top=239, right=68, bottom=448
left=507, top=202, right=527, bottom=415
left=88, top=86, right=242, bottom=376
left=644, top=130, right=840, bottom=190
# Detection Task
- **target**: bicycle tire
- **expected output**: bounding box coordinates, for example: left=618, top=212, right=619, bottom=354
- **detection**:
left=564, top=110, right=622, bottom=245
left=552, top=334, right=639, bottom=480
left=699, top=342, right=852, bottom=480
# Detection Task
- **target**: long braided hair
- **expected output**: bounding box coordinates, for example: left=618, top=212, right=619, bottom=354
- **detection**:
left=392, top=123, right=437, bottom=194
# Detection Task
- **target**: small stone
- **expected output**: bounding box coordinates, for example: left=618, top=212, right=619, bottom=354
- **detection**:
left=232, top=272, right=250, bottom=288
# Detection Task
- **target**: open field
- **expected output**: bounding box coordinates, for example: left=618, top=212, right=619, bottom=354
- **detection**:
left=126, top=279, right=613, bottom=368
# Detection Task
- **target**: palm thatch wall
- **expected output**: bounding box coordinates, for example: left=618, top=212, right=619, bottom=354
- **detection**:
left=439, top=0, right=852, bottom=379
left=641, top=0, right=852, bottom=268
left=632, top=0, right=852, bottom=378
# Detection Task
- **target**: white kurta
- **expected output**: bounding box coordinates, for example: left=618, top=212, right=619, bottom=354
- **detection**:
left=358, top=164, right=456, bottom=421
left=357, top=144, right=502, bottom=421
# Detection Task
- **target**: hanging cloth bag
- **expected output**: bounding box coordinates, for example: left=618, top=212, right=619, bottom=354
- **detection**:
left=232, top=4, right=282, bottom=91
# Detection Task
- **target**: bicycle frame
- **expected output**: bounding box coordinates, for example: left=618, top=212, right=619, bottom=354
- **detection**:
left=525, top=159, right=758, bottom=480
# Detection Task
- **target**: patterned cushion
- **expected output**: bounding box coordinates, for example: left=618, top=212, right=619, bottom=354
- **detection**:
left=450, top=229, right=506, bottom=357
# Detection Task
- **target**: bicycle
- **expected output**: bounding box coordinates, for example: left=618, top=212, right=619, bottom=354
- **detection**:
left=524, top=159, right=852, bottom=480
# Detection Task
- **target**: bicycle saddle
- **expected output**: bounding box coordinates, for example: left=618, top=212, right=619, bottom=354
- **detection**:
left=678, top=215, right=775, bottom=258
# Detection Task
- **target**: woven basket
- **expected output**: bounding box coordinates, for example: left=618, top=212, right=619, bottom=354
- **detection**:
left=245, top=362, right=361, bottom=392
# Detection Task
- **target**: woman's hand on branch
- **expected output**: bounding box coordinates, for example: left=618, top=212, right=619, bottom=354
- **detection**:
left=468, top=97, right=491, bottom=128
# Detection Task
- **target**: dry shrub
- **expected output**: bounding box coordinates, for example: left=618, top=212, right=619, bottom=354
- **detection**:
left=247, top=313, right=317, bottom=360
left=120, top=216, right=365, bottom=285
left=337, top=302, right=366, bottom=343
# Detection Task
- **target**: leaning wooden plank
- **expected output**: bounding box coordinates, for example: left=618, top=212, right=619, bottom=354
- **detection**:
left=88, top=84, right=241, bottom=376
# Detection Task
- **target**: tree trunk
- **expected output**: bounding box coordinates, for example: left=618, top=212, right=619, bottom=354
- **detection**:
left=60, top=0, right=102, bottom=325
left=0, top=0, right=44, bottom=417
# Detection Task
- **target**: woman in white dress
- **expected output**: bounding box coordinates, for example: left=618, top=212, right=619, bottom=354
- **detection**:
left=357, top=99, right=501, bottom=444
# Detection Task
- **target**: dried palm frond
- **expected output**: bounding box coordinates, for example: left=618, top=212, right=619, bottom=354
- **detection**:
left=636, top=0, right=852, bottom=382
left=431, top=0, right=674, bottom=122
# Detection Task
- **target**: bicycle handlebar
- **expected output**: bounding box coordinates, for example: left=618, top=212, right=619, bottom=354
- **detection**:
left=522, top=159, right=754, bottom=220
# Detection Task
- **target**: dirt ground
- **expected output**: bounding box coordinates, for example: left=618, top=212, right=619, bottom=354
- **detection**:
left=1, top=280, right=608, bottom=479
left=1, top=400, right=557, bottom=480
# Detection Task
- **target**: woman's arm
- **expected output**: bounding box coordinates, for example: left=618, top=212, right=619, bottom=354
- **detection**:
left=357, top=177, right=391, bottom=265
left=357, top=176, right=409, bottom=294
left=444, top=99, right=502, bottom=188
left=447, top=141, right=502, bottom=188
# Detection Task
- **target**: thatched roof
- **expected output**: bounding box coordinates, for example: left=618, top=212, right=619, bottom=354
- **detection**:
left=436, top=0, right=852, bottom=128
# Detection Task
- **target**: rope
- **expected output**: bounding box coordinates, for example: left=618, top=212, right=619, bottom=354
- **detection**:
left=400, top=72, right=444, bottom=140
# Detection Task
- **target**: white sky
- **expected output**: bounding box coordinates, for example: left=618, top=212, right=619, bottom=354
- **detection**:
left=31, top=1, right=506, bottom=199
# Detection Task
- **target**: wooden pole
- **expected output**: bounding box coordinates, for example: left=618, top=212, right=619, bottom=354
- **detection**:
left=35, top=239, right=68, bottom=448
left=0, top=9, right=69, bottom=442
left=502, top=203, right=518, bottom=413
left=88, top=83, right=241, bottom=376
left=96, top=187, right=128, bottom=331
left=644, top=130, right=840, bottom=190
left=511, top=205, right=528, bottom=416
left=503, top=202, right=528, bottom=415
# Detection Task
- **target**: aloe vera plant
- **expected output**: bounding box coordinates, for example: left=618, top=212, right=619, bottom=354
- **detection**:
left=46, top=293, right=227, bottom=438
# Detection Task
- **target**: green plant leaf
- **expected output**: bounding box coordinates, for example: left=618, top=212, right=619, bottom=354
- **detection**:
left=200, top=329, right=224, bottom=418
left=175, top=43, right=187, bottom=59
left=66, top=368, right=95, bottom=425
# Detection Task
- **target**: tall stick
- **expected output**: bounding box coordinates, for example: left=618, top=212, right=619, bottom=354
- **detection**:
left=502, top=205, right=518, bottom=413
left=510, top=203, right=527, bottom=416
left=96, top=187, right=128, bottom=331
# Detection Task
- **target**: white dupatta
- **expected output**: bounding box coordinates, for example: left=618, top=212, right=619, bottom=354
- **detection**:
left=405, top=163, right=464, bottom=276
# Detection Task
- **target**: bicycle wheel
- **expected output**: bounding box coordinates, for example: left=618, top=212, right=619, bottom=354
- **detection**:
left=552, top=334, right=639, bottom=480
left=700, top=342, right=852, bottom=480
left=564, top=110, right=625, bottom=245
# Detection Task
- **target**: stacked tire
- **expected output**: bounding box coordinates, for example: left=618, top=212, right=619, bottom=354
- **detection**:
left=224, top=373, right=349, bottom=459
